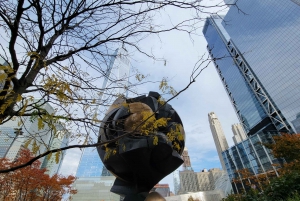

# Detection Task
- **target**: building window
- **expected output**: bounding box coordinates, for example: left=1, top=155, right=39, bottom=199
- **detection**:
left=291, top=0, right=300, bottom=6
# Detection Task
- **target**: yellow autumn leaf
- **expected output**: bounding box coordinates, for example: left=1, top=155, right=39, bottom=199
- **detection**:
left=38, top=118, right=45, bottom=130
left=104, top=148, right=112, bottom=161
left=0, top=73, right=7, bottom=81
left=159, top=78, right=168, bottom=92
left=32, top=140, right=40, bottom=154
left=17, top=120, right=22, bottom=127
left=0, top=65, right=7, bottom=70
left=153, top=117, right=169, bottom=128
left=157, top=97, right=165, bottom=105
left=1, top=65, right=13, bottom=73
left=135, top=74, right=145, bottom=81
left=153, top=136, right=158, bottom=145
left=173, top=142, right=180, bottom=151
left=92, top=112, right=98, bottom=121
left=0, top=98, right=14, bottom=114
left=16, top=94, right=22, bottom=102
left=55, top=151, right=61, bottom=164
left=28, top=96, right=34, bottom=102
left=24, top=139, right=32, bottom=148
left=47, top=152, right=53, bottom=161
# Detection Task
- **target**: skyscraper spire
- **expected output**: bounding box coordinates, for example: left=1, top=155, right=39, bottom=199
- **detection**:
left=208, top=112, right=229, bottom=170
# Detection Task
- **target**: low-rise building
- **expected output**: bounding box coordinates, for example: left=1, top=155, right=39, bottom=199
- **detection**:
left=71, top=176, right=120, bottom=201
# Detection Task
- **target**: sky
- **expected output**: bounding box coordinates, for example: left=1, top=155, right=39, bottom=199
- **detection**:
left=59, top=0, right=240, bottom=193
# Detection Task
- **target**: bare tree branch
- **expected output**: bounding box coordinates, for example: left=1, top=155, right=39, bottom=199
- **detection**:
left=0, top=0, right=234, bottom=172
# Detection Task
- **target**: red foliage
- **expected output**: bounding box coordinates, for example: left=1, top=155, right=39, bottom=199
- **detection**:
left=264, top=133, right=300, bottom=162
left=0, top=149, right=76, bottom=201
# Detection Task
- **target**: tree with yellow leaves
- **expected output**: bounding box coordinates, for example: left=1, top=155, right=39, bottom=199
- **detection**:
left=0, top=0, right=227, bottom=173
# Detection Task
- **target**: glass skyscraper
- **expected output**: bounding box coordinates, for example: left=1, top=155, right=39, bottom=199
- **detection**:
left=73, top=48, right=130, bottom=201
left=0, top=127, right=16, bottom=158
left=40, top=123, right=69, bottom=176
left=76, top=147, right=105, bottom=177
left=203, top=0, right=300, bottom=192
left=76, top=47, right=131, bottom=178
left=203, top=0, right=300, bottom=135
left=222, top=131, right=285, bottom=193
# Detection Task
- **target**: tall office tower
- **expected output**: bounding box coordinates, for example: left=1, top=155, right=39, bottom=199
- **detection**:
left=75, top=147, right=104, bottom=177
left=208, top=112, right=229, bottom=170
left=203, top=1, right=300, bottom=192
left=0, top=127, right=17, bottom=158
left=232, top=124, right=247, bottom=145
left=76, top=47, right=130, bottom=178
left=73, top=48, right=130, bottom=201
left=40, top=123, right=69, bottom=176
left=182, top=147, right=193, bottom=171
left=1, top=101, right=53, bottom=159
left=0, top=101, right=67, bottom=174
left=203, top=1, right=300, bottom=136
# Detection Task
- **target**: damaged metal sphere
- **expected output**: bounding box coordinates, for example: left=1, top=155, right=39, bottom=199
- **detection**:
left=97, top=91, right=185, bottom=196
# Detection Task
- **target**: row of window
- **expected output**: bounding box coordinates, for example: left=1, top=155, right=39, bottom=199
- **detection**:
left=222, top=131, right=284, bottom=181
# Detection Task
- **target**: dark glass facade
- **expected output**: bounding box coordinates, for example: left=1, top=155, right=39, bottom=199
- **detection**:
left=222, top=0, right=300, bottom=133
left=203, top=0, right=300, bottom=190
left=222, top=131, right=285, bottom=193
left=204, top=0, right=300, bottom=134
left=203, top=17, right=270, bottom=134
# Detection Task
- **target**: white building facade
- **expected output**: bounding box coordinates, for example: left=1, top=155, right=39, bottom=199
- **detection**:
left=232, top=123, right=247, bottom=145
left=196, top=169, right=210, bottom=191
left=196, top=168, right=231, bottom=195
left=179, top=170, right=200, bottom=194
left=0, top=100, right=68, bottom=175
left=1, top=101, right=55, bottom=160
left=208, top=112, right=229, bottom=170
